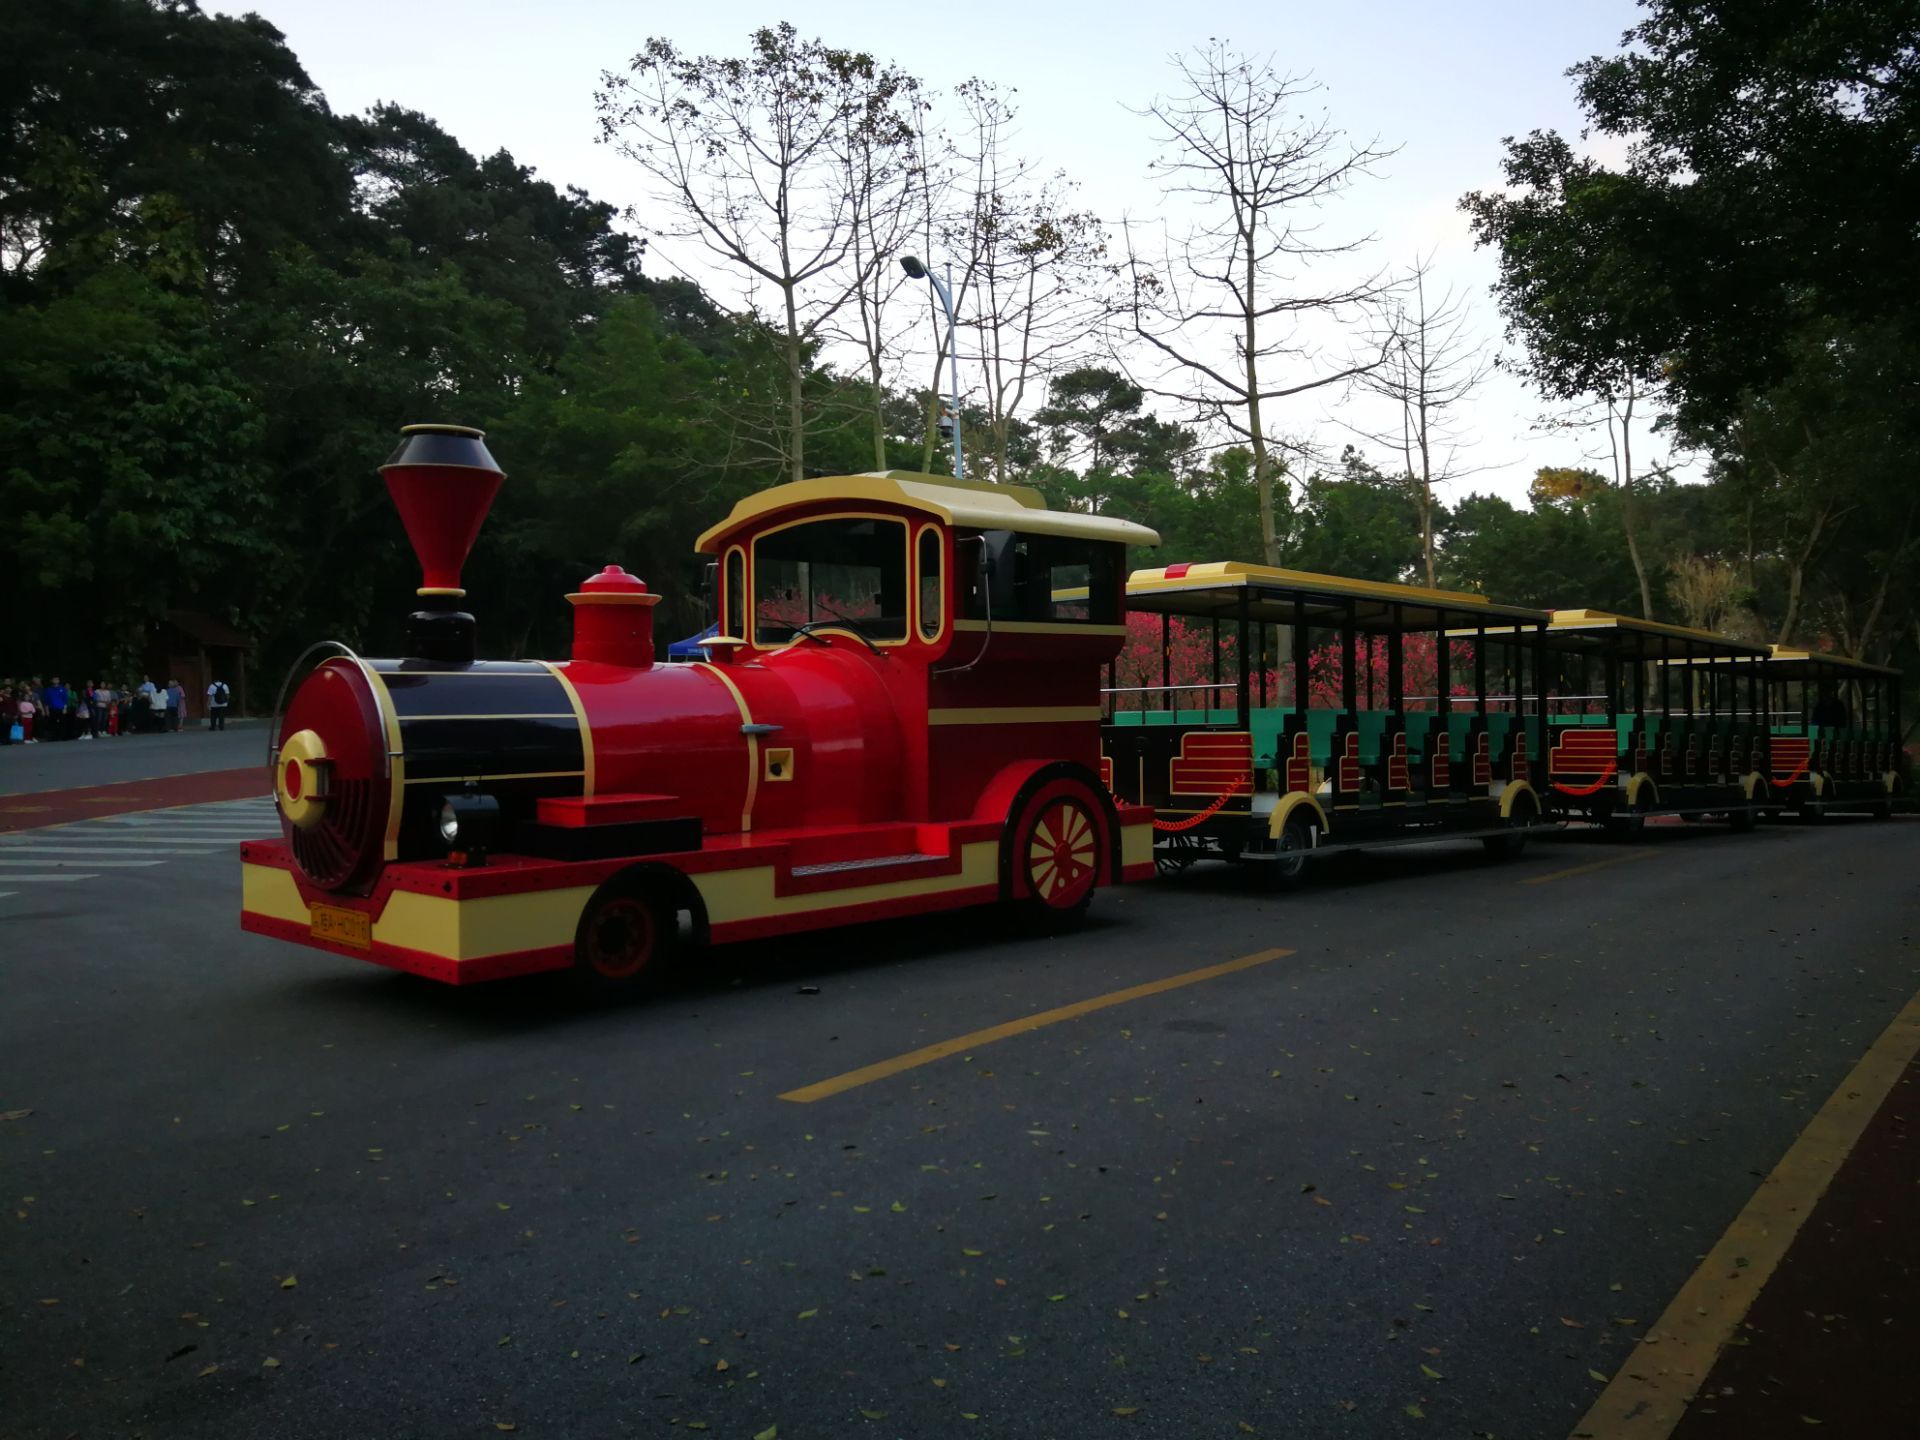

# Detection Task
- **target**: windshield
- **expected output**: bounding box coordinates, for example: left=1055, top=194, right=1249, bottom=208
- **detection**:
left=754, top=517, right=909, bottom=645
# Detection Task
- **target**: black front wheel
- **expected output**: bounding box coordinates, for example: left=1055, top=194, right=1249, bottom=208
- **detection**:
left=574, top=878, right=678, bottom=998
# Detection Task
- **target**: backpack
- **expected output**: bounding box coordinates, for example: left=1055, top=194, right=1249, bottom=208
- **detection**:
left=213, top=682, right=230, bottom=704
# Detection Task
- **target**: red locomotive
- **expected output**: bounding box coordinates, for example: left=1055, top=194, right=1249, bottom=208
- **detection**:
left=241, top=426, right=1159, bottom=986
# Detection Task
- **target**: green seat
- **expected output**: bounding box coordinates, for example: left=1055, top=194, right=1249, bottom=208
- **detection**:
left=1305, top=710, right=1344, bottom=766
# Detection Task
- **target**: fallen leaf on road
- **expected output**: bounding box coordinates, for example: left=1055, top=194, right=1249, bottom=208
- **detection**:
left=1589, top=1369, right=1610, bottom=1382
left=0, top=1109, right=32, bottom=1122
left=197, top=1363, right=219, bottom=1378
left=494, top=1427, right=516, bottom=1434
left=861, top=1410, right=886, bottom=1420
left=797, top=1309, right=818, bottom=1320
left=1560, top=1317, right=1585, bottom=1329
left=1421, top=1363, right=1444, bottom=1379
left=754, top=1427, right=778, bottom=1440
left=262, top=1357, right=281, bottom=1369
left=1404, top=1403, right=1426, bottom=1418
left=280, top=1275, right=297, bottom=1289
left=715, top=1359, right=729, bottom=1372
left=1112, top=1407, right=1140, bottom=1417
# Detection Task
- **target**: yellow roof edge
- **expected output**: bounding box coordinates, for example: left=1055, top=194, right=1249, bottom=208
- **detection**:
left=1127, top=560, right=1547, bottom=618
left=1547, top=608, right=1767, bottom=652
left=695, top=472, right=1158, bottom=553
left=1765, top=644, right=1900, bottom=675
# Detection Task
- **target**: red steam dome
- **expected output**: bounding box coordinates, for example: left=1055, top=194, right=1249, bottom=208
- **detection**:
left=569, top=564, right=660, bottom=669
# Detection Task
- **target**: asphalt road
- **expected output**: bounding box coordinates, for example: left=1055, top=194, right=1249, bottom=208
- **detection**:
left=4, top=811, right=1918, bottom=1440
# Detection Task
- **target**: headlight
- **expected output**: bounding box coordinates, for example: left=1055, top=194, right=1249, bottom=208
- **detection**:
left=436, top=792, right=501, bottom=859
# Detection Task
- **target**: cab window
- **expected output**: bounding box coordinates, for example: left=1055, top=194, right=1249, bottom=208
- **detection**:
left=917, top=528, right=943, bottom=639
left=724, top=549, right=745, bottom=637
left=754, top=517, right=908, bottom=645
left=958, top=531, right=1120, bottom=624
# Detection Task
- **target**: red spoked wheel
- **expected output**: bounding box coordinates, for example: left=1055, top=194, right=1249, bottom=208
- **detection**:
left=575, top=878, right=677, bottom=996
left=1007, top=777, right=1106, bottom=925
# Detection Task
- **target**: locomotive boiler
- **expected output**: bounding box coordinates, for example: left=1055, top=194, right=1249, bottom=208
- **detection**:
left=242, top=425, right=1159, bottom=986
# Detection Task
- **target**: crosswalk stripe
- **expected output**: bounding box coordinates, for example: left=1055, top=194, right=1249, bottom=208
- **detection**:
left=0, top=857, right=163, bottom=867
left=0, top=873, right=92, bottom=882
left=0, top=847, right=225, bottom=857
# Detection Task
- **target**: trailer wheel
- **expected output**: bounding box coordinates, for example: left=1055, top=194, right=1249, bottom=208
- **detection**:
left=1605, top=793, right=1651, bottom=841
left=574, top=876, right=677, bottom=995
left=1483, top=794, right=1537, bottom=859
left=1270, top=817, right=1312, bottom=886
left=1008, top=778, right=1101, bottom=926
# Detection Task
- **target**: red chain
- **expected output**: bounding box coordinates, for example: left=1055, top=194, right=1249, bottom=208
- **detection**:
left=1550, top=764, right=1617, bottom=798
left=1768, top=758, right=1811, bottom=790
left=1151, top=777, right=1250, bottom=832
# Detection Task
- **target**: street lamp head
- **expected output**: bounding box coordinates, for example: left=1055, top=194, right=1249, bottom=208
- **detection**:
left=898, top=254, right=928, bottom=280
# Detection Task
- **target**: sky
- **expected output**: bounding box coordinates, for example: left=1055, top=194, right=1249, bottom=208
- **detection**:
left=226, top=0, right=1671, bottom=505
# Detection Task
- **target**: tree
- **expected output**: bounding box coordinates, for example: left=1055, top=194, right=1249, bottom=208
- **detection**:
left=1123, top=42, right=1396, bottom=567
left=0, top=0, right=350, bottom=300
left=1463, top=133, right=1684, bottom=619
left=938, top=82, right=1109, bottom=484
left=597, top=24, right=921, bottom=482
left=1353, top=254, right=1493, bottom=586
left=1285, top=456, right=1424, bottom=584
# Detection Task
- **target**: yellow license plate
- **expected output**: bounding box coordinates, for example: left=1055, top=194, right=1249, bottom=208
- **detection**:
left=310, top=903, right=371, bottom=951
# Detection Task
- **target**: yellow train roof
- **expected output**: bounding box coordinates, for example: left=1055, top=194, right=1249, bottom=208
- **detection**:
left=1127, top=561, right=1550, bottom=630
left=1762, top=645, right=1901, bottom=678
left=1544, top=608, right=1770, bottom=658
left=696, top=472, right=1161, bottom=553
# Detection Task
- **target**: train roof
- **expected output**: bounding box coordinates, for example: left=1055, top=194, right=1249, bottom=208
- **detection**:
left=1760, top=645, right=1901, bottom=679
left=1126, top=561, right=1550, bottom=631
left=694, top=471, right=1161, bottom=553
left=1542, top=609, right=1771, bottom=659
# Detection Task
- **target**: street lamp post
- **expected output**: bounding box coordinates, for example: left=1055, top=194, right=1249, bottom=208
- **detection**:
left=899, top=255, right=963, bottom=480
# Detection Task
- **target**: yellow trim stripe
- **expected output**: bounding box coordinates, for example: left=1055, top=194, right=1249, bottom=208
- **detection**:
left=395, top=713, right=577, bottom=721
left=778, top=947, right=1292, bottom=1103
left=953, top=620, right=1129, bottom=637
left=693, top=662, right=757, bottom=831
left=354, top=661, right=406, bottom=862
left=542, top=662, right=595, bottom=799
left=1574, top=985, right=1920, bottom=1439
left=927, top=705, right=1103, bottom=727
left=401, top=770, right=585, bottom=786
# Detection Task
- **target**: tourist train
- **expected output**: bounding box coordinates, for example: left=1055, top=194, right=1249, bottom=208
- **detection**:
left=241, top=428, right=1910, bottom=986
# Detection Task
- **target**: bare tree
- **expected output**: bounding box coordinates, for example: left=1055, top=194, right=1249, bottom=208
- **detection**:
left=1123, top=42, right=1397, bottom=566
left=940, top=83, right=1108, bottom=483
left=597, top=24, right=919, bottom=483
left=1352, top=255, right=1494, bottom=586
left=837, top=66, right=928, bottom=470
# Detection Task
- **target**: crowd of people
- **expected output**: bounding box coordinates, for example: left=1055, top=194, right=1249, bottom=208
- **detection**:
left=2, top=676, right=234, bottom=744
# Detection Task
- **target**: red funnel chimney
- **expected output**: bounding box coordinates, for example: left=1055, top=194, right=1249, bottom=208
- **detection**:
left=380, top=424, right=504, bottom=599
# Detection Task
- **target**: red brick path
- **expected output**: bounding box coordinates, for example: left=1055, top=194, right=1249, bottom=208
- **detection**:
left=0, top=767, right=269, bottom=833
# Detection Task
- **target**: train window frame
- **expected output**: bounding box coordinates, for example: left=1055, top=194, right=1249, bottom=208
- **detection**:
left=750, top=513, right=912, bottom=648
left=958, top=531, right=1122, bottom=627
left=723, top=546, right=746, bottom=639
left=915, top=524, right=946, bottom=643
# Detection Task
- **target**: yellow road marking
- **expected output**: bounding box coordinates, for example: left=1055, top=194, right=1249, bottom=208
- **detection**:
left=778, top=947, right=1292, bottom=1104
left=1519, top=852, right=1655, bottom=886
left=1571, top=984, right=1920, bottom=1439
